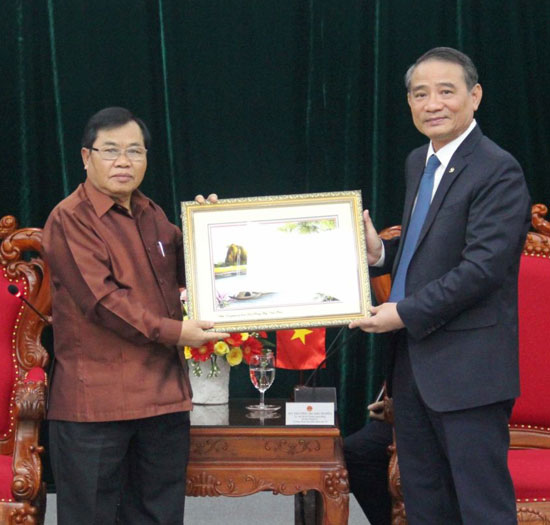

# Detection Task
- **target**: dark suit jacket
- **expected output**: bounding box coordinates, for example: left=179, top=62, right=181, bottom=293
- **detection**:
left=382, top=125, right=531, bottom=412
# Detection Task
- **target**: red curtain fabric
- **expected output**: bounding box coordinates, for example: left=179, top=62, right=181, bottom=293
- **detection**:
left=275, top=328, right=326, bottom=370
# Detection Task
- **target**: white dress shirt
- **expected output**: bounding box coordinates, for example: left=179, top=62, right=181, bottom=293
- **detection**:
left=373, top=119, right=478, bottom=268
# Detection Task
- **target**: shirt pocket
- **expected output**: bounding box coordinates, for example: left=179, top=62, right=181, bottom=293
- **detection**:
left=155, top=241, right=178, bottom=281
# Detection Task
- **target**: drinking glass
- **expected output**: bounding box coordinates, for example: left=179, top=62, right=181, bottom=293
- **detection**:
left=247, top=350, right=280, bottom=416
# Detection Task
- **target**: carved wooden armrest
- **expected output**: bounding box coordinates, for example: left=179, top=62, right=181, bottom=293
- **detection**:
left=11, top=379, right=46, bottom=501
left=14, top=378, right=46, bottom=421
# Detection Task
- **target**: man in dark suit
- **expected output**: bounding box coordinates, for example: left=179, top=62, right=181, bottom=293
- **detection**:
left=350, top=47, right=531, bottom=523
left=343, top=398, right=393, bottom=524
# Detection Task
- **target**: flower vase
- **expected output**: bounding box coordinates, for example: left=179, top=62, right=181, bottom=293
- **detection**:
left=189, top=357, right=230, bottom=405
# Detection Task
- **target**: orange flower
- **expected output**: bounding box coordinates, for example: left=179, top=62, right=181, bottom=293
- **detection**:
left=241, top=336, right=263, bottom=364
left=225, top=333, right=244, bottom=347
left=190, top=342, right=214, bottom=362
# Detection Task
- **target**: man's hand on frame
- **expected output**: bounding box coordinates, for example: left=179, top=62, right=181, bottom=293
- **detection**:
left=177, top=319, right=230, bottom=348
left=349, top=302, right=405, bottom=333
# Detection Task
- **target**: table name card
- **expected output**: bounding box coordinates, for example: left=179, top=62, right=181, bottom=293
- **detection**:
left=285, top=402, right=335, bottom=426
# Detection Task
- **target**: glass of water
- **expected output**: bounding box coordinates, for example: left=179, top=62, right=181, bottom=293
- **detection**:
left=247, top=350, right=279, bottom=416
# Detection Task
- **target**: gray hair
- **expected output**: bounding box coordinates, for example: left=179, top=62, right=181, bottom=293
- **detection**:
left=404, top=47, right=479, bottom=92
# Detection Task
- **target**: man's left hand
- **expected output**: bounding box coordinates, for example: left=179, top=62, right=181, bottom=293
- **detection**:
left=349, top=302, right=405, bottom=333
left=367, top=400, right=386, bottom=421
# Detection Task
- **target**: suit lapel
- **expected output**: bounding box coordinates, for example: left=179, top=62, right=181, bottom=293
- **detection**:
left=402, top=155, right=426, bottom=233
left=416, top=160, right=465, bottom=245
left=416, top=126, right=482, bottom=248
left=391, top=149, right=427, bottom=276
left=391, top=126, right=483, bottom=278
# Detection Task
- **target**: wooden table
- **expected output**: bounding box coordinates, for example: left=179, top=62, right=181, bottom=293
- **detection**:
left=186, top=399, right=349, bottom=525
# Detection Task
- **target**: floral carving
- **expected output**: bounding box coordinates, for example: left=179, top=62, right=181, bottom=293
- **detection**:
left=16, top=330, right=49, bottom=371
left=186, top=472, right=230, bottom=497
left=388, top=445, right=407, bottom=525
left=525, top=231, right=550, bottom=257
left=524, top=204, right=550, bottom=257
left=0, top=229, right=43, bottom=270
left=242, top=475, right=277, bottom=493
left=323, top=468, right=349, bottom=499
left=14, top=382, right=46, bottom=421
left=186, top=471, right=307, bottom=498
left=516, top=507, right=550, bottom=523
left=531, top=204, right=550, bottom=235
left=264, top=439, right=321, bottom=455
left=0, top=214, right=18, bottom=240
left=9, top=503, right=42, bottom=525
left=391, top=503, right=408, bottom=525
left=12, top=447, right=43, bottom=502
left=191, top=439, right=229, bottom=456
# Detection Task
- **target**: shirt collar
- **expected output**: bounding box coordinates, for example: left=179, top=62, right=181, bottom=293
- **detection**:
left=427, top=119, right=477, bottom=169
left=83, top=178, right=152, bottom=218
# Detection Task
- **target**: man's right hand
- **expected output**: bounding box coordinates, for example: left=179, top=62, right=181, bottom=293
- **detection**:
left=194, top=194, right=218, bottom=204
left=177, top=319, right=230, bottom=348
left=364, top=209, right=383, bottom=265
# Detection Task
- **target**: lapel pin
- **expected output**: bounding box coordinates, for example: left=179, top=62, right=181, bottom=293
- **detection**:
left=449, top=167, right=455, bottom=173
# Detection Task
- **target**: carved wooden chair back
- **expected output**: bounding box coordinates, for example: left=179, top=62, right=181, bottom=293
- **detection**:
left=0, top=215, right=51, bottom=525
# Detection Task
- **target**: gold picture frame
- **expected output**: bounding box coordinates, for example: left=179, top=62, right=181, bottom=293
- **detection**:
left=181, top=190, right=371, bottom=332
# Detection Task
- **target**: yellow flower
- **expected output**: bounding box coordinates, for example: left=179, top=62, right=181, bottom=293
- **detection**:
left=241, top=332, right=250, bottom=341
left=226, top=347, right=243, bottom=366
left=184, top=346, right=192, bottom=359
left=214, top=340, right=230, bottom=356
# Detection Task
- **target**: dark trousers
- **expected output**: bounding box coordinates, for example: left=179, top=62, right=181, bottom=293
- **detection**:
left=392, top=344, right=517, bottom=524
left=343, top=419, right=393, bottom=525
left=49, top=411, right=190, bottom=525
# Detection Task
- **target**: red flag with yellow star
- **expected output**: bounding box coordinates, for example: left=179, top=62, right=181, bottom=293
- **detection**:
left=275, top=328, right=326, bottom=369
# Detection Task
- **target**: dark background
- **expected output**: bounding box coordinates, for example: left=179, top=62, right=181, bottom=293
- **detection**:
left=2, top=2, right=549, bottom=483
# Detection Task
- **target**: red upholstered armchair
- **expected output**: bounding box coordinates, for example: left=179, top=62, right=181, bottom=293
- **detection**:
left=371, top=204, right=550, bottom=525
left=0, top=216, right=51, bottom=525
left=508, top=203, right=550, bottom=523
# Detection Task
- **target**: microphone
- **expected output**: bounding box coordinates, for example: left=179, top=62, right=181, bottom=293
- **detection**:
left=303, top=327, right=361, bottom=387
left=8, top=284, right=55, bottom=407
left=7, top=284, right=51, bottom=324
left=293, top=327, right=362, bottom=410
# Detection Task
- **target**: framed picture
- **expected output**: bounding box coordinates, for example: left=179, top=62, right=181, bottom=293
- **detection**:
left=181, top=190, right=371, bottom=332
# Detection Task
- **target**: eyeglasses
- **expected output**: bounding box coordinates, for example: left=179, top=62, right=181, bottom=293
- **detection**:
left=90, top=146, right=147, bottom=162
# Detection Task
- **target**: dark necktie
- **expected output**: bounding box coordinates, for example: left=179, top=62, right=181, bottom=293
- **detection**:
left=389, top=154, right=441, bottom=302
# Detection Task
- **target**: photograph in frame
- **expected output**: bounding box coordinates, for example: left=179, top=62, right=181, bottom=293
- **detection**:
left=181, top=191, right=371, bottom=332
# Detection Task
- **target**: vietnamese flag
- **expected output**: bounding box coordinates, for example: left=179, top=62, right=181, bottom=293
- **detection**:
left=276, top=328, right=326, bottom=369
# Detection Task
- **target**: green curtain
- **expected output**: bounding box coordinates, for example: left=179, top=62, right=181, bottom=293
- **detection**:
left=2, top=1, right=550, bottom=445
